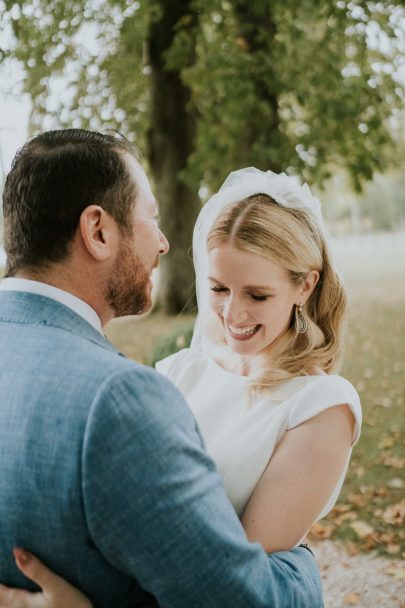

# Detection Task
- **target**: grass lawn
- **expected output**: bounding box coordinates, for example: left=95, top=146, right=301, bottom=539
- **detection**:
left=105, top=236, right=405, bottom=559
left=309, top=294, right=405, bottom=558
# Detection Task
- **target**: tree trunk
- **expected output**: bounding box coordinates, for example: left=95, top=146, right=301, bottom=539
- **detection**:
left=233, top=2, right=283, bottom=174
left=147, top=0, right=200, bottom=314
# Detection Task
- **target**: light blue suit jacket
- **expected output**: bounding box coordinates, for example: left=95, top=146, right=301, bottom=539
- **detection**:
left=0, top=291, right=323, bottom=607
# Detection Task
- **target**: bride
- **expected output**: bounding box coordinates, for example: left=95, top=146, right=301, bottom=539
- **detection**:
left=0, top=168, right=361, bottom=607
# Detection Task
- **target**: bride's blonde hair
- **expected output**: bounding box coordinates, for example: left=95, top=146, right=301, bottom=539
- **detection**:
left=206, top=194, right=347, bottom=391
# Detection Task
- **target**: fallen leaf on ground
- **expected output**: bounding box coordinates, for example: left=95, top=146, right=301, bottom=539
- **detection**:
left=350, top=520, right=374, bottom=538
left=346, top=542, right=360, bottom=556
left=382, top=500, right=405, bottom=525
left=387, top=478, right=404, bottom=489
left=336, top=511, right=358, bottom=524
left=385, top=562, right=405, bottom=580
left=347, top=493, right=367, bottom=507
left=375, top=487, right=388, bottom=497
left=333, top=503, right=351, bottom=513
left=379, top=532, right=398, bottom=544
left=308, top=522, right=334, bottom=540
left=365, top=535, right=377, bottom=550
left=382, top=455, right=405, bottom=469
left=343, top=592, right=361, bottom=605
left=386, top=543, right=401, bottom=554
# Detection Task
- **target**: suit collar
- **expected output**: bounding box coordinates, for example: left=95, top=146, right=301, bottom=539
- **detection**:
left=0, top=277, right=102, bottom=334
left=0, top=290, right=119, bottom=354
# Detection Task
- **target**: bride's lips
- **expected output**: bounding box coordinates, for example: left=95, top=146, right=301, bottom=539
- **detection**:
left=226, top=323, right=261, bottom=341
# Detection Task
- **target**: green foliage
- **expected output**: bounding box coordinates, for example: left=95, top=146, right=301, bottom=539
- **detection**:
left=147, top=320, right=194, bottom=367
left=1, top=0, right=403, bottom=191
left=184, top=0, right=404, bottom=191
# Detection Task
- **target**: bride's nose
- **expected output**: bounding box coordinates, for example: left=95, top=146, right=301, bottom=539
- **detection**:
left=223, top=297, right=248, bottom=326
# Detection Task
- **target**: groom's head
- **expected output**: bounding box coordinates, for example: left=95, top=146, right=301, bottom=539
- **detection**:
left=2, top=129, right=169, bottom=321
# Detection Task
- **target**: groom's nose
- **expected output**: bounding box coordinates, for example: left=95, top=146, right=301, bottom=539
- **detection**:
left=158, top=229, right=169, bottom=255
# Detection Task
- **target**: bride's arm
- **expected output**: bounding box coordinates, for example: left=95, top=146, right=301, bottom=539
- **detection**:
left=0, top=550, right=159, bottom=608
left=241, top=403, right=354, bottom=553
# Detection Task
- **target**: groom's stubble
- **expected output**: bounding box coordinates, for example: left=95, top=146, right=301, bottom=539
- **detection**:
left=106, top=233, right=155, bottom=318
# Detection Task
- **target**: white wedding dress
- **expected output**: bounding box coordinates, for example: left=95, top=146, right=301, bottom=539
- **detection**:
left=156, top=348, right=362, bottom=523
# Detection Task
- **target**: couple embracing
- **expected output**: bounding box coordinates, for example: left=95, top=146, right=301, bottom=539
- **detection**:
left=0, top=129, right=361, bottom=607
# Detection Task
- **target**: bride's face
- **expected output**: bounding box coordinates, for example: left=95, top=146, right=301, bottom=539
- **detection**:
left=207, top=243, right=302, bottom=357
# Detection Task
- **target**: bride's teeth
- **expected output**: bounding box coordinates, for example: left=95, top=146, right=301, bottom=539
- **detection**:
left=228, top=324, right=258, bottom=336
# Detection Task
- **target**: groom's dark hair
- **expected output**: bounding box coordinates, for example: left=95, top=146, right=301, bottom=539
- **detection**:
left=2, top=128, right=141, bottom=276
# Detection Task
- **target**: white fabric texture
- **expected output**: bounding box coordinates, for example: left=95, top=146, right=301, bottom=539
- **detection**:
left=156, top=348, right=362, bottom=526
left=191, top=167, right=324, bottom=354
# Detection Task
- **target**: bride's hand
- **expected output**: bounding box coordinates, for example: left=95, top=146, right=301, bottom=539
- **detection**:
left=0, top=549, right=93, bottom=608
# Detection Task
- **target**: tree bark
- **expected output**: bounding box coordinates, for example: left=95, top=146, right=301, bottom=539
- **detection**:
left=233, top=2, right=283, bottom=174
left=147, top=0, right=200, bottom=314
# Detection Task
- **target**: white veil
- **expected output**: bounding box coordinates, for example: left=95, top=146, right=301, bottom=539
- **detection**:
left=190, top=167, right=324, bottom=353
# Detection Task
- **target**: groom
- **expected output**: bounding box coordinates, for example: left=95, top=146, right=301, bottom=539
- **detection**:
left=0, top=129, right=323, bottom=607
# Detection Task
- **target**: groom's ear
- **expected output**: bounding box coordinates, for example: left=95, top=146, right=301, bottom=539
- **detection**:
left=78, top=205, right=118, bottom=262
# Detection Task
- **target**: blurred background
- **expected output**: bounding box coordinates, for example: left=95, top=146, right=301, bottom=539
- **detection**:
left=1, top=0, right=404, bottom=567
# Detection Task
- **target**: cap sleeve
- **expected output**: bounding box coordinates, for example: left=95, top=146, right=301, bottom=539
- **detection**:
left=287, top=376, right=362, bottom=446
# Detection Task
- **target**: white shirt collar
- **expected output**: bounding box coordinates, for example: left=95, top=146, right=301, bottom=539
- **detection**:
left=0, top=277, right=103, bottom=334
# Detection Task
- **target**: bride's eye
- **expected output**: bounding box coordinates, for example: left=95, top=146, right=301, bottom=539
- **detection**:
left=210, top=286, right=228, bottom=293
left=250, top=294, right=270, bottom=301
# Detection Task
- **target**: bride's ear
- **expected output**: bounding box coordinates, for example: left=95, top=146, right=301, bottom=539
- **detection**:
left=299, top=270, right=320, bottom=304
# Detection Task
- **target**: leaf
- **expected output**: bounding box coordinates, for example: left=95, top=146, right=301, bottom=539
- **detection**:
left=386, top=543, right=401, bottom=554
left=346, top=542, right=360, bottom=556
left=343, top=592, right=361, bottom=605
left=381, top=455, right=405, bottom=469
left=382, top=500, right=405, bottom=525
left=333, top=503, right=351, bottom=513
left=347, top=493, right=367, bottom=507
left=375, top=487, right=388, bottom=497
left=308, top=522, right=334, bottom=540
left=336, top=511, right=358, bottom=524
left=350, top=520, right=374, bottom=538
left=385, top=562, right=405, bottom=580
left=387, top=478, right=404, bottom=489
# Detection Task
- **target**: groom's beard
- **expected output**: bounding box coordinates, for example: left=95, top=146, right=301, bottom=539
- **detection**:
left=106, top=236, right=153, bottom=317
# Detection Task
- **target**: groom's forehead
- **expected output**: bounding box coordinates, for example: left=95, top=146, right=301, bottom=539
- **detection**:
left=123, top=153, right=152, bottom=194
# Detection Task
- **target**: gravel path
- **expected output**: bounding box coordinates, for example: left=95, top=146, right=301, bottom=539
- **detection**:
left=312, top=541, right=405, bottom=607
